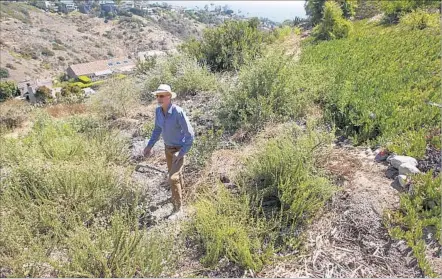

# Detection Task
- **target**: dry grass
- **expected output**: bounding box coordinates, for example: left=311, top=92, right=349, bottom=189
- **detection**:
left=45, top=103, right=87, bottom=118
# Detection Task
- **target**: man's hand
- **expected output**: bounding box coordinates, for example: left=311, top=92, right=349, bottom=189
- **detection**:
left=172, top=152, right=184, bottom=164
left=143, top=146, right=152, bottom=158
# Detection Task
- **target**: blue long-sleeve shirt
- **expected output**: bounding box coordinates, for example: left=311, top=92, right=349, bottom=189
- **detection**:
left=147, top=103, right=194, bottom=156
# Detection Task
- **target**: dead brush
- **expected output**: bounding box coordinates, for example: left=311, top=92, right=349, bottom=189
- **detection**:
left=46, top=103, right=86, bottom=118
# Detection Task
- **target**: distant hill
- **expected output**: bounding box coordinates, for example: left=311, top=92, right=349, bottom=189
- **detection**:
left=0, top=2, right=205, bottom=83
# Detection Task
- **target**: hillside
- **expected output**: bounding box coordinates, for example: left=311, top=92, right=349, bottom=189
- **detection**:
left=0, top=3, right=441, bottom=279
left=0, top=2, right=205, bottom=82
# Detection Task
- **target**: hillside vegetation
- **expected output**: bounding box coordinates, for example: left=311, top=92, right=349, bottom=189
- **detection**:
left=0, top=1, right=441, bottom=278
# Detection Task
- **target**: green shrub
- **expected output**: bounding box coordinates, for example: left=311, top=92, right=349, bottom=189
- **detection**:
left=312, top=1, right=353, bottom=41
left=35, top=86, right=53, bottom=103
left=380, top=0, right=440, bottom=23
left=299, top=20, right=440, bottom=158
left=78, top=75, right=92, bottom=84
left=400, top=9, right=440, bottom=30
left=59, top=84, right=84, bottom=104
left=218, top=51, right=322, bottom=133
left=190, top=123, right=335, bottom=271
left=0, top=81, right=19, bottom=101
left=0, top=116, right=176, bottom=277
left=144, top=55, right=219, bottom=97
left=181, top=19, right=265, bottom=71
left=0, top=67, right=9, bottom=78
left=188, top=128, right=223, bottom=171
left=386, top=171, right=441, bottom=277
left=305, top=0, right=358, bottom=25
left=92, top=77, right=140, bottom=118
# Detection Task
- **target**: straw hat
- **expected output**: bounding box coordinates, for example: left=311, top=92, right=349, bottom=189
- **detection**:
left=151, top=84, right=176, bottom=99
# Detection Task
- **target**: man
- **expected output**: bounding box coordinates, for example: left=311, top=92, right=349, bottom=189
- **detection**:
left=143, top=84, right=194, bottom=216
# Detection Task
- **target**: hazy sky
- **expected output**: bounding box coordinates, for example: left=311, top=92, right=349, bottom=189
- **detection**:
left=154, top=1, right=307, bottom=22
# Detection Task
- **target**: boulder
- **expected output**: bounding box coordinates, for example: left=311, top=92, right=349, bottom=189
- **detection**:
left=388, top=155, right=418, bottom=169
left=398, top=175, right=408, bottom=187
left=399, top=163, right=421, bottom=176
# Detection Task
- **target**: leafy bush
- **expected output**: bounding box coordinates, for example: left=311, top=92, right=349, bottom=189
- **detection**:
left=380, top=0, right=440, bottom=23
left=218, top=51, right=322, bottom=133
left=312, top=1, right=353, bottom=41
left=78, top=75, right=92, bottom=84
left=188, top=128, right=223, bottom=171
left=136, top=56, right=157, bottom=74
left=190, top=123, right=335, bottom=271
left=0, top=67, right=9, bottom=78
left=305, top=0, right=358, bottom=25
left=35, top=85, right=53, bottom=103
left=386, top=171, right=441, bottom=277
left=92, top=77, right=140, bottom=118
left=299, top=20, right=440, bottom=158
left=0, top=81, right=19, bottom=101
left=144, top=55, right=219, bottom=97
left=0, top=115, right=176, bottom=277
left=400, top=9, right=440, bottom=30
left=0, top=99, right=33, bottom=134
left=181, top=19, right=265, bottom=71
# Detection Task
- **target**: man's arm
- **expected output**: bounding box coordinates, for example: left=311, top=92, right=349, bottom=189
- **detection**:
left=147, top=110, right=162, bottom=148
left=177, top=110, right=194, bottom=157
left=147, top=124, right=162, bottom=148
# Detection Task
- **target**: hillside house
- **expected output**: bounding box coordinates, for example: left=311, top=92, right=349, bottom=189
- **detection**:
left=35, top=1, right=59, bottom=12
left=67, top=57, right=135, bottom=80
left=58, top=0, right=78, bottom=13
left=119, top=0, right=135, bottom=11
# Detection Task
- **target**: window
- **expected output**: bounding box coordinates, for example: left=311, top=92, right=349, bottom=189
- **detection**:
left=108, top=63, right=113, bottom=66
left=116, top=62, right=121, bottom=64
left=123, top=60, right=128, bottom=63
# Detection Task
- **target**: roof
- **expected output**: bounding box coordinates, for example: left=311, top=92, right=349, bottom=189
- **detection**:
left=68, top=57, right=135, bottom=76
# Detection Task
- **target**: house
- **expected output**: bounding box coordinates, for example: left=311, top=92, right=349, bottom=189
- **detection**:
left=78, top=0, right=94, bottom=14
left=35, top=1, right=58, bottom=12
left=137, top=50, right=166, bottom=62
left=134, top=0, right=149, bottom=11
left=58, top=0, right=78, bottom=13
left=100, top=1, right=117, bottom=15
left=119, top=0, right=135, bottom=11
left=67, top=57, right=136, bottom=80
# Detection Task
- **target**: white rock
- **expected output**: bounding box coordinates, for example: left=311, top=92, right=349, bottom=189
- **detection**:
left=399, top=162, right=421, bottom=176
left=388, top=155, right=418, bottom=169
left=398, top=175, right=408, bottom=187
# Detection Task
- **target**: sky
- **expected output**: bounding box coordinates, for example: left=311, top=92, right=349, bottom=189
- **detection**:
left=153, top=1, right=307, bottom=22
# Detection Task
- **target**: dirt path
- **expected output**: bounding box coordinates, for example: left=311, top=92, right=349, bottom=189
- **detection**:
left=258, top=143, right=422, bottom=278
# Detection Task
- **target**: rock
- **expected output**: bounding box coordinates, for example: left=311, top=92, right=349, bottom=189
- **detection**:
left=219, top=173, right=230, bottom=183
left=399, top=163, right=421, bottom=175
left=386, top=166, right=399, bottom=179
left=398, top=175, right=409, bottom=187
left=365, top=148, right=373, bottom=155
left=388, top=155, right=418, bottom=169
left=375, top=149, right=389, bottom=162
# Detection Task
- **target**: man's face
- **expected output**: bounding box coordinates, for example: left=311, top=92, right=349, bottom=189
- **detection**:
left=156, top=93, right=171, bottom=105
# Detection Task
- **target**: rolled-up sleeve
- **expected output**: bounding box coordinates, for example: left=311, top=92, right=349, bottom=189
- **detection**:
left=177, top=111, right=194, bottom=156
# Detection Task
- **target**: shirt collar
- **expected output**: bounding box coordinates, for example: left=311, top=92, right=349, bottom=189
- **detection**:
left=167, top=103, right=173, bottom=114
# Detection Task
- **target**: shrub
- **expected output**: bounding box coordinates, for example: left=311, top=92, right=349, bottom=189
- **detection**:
left=0, top=67, right=9, bottom=78
left=92, top=77, right=140, bottom=119
left=78, top=75, right=92, bottom=84
left=190, top=123, right=335, bottom=271
left=35, top=85, right=53, bottom=103
left=218, top=51, right=321, bottom=133
left=312, top=1, right=353, bottom=41
left=400, top=9, right=440, bottom=30
left=380, top=0, right=440, bottom=23
left=0, top=81, right=19, bottom=101
left=136, top=55, right=157, bottom=74
left=52, top=43, right=66, bottom=51
left=187, top=128, right=223, bottom=171
left=305, top=0, right=358, bottom=25
left=41, top=47, right=55, bottom=56
left=0, top=99, right=33, bottom=134
left=181, top=19, right=265, bottom=72
left=5, top=63, right=16, bottom=70
left=144, top=55, right=219, bottom=97
left=386, top=171, right=441, bottom=277
left=0, top=116, right=176, bottom=277
left=59, top=84, right=84, bottom=104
